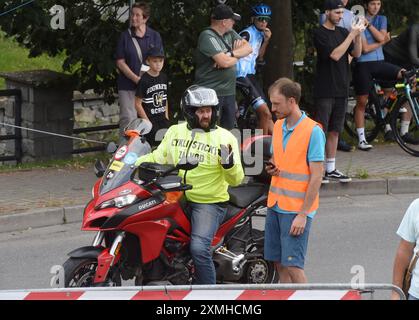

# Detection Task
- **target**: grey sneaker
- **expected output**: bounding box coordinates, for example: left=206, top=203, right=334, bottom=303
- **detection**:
left=358, top=140, right=373, bottom=151
left=325, top=169, right=352, bottom=183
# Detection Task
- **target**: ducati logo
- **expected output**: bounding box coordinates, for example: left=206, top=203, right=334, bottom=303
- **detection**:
left=138, top=199, right=158, bottom=211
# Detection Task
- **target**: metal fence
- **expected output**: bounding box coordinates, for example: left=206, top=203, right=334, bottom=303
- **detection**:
left=0, top=89, right=22, bottom=163
left=0, top=283, right=406, bottom=300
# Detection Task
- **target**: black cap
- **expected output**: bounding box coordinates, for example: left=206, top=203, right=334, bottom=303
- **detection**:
left=212, top=4, right=241, bottom=21
left=324, top=0, right=344, bottom=10
left=148, top=46, right=165, bottom=58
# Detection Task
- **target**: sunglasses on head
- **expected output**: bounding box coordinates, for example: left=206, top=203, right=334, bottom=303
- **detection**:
left=256, top=16, right=270, bottom=22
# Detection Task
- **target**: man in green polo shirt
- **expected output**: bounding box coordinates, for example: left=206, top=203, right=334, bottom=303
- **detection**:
left=195, top=4, right=252, bottom=130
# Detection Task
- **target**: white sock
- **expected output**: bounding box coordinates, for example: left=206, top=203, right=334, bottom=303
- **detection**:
left=385, top=124, right=392, bottom=132
left=326, top=158, right=336, bottom=173
left=401, top=121, right=410, bottom=136
left=357, top=128, right=366, bottom=143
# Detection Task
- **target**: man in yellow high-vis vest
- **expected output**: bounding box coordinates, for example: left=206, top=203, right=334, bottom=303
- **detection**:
left=264, top=78, right=326, bottom=283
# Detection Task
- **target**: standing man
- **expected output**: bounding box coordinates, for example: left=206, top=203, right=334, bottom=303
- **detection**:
left=313, top=0, right=363, bottom=182
left=195, top=4, right=252, bottom=130
left=320, top=0, right=355, bottom=152
left=392, top=199, right=419, bottom=300
left=236, top=3, right=274, bottom=135
left=264, top=78, right=325, bottom=283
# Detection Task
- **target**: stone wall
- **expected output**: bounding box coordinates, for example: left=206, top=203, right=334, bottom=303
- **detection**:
left=0, top=91, right=120, bottom=163
left=73, top=91, right=119, bottom=151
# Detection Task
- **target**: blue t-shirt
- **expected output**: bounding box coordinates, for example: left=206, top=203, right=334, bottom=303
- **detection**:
left=358, top=15, right=387, bottom=63
left=115, top=27, right=163, bottom=91
left=270, top=113, right=326, bottom=218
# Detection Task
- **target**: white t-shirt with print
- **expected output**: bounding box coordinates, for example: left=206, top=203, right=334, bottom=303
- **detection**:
left=397, top=199, right=419, bottom=298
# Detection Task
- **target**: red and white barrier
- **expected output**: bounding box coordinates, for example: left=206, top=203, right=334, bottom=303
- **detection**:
left=0, top=289, right=361, bottom=300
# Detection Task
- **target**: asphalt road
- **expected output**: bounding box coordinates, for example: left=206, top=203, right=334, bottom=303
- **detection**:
left=0, top=193, right=416, bottom=299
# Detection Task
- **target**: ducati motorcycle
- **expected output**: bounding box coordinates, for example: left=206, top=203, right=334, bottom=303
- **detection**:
left=62, top=119, right=276, bottom=287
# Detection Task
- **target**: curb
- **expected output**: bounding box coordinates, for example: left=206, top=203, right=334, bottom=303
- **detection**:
left=320, top=176, right=419, bottom=197
left=0, top=205, right=84, bottom=234
left=2, top=176, right=419, bottom=233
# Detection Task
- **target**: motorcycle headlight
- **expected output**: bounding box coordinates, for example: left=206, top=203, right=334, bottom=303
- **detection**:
left=99, top=195, right=137, bottom=209
left=114, top=194, right=137, bottom=208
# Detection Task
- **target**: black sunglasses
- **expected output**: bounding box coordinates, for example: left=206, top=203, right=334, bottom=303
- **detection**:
left=256, top=17, right=271, bottom=22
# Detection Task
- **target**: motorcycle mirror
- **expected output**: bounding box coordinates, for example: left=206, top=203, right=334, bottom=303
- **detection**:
left=94, top=159, right=106, bottom=178
left=106, top=142, right=118, bottom=154
left=176, top=156, right=199, bottom=171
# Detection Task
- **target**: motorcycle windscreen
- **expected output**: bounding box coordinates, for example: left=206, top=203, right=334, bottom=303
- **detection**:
left=99, top=138, right=151, bottom=195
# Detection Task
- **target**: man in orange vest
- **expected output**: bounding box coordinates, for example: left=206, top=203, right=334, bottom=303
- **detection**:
left=264, top=78, right=326, bottom=283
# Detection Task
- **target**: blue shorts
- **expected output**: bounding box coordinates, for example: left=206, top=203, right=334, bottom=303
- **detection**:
left=264, top=208, right=312, bottom=269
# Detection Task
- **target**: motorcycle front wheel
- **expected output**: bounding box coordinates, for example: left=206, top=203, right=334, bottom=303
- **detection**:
left=63, top=257, right=121, bottom=287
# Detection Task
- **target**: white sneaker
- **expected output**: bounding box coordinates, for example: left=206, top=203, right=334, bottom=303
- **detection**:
left=358, top=140, right=373, bottom=151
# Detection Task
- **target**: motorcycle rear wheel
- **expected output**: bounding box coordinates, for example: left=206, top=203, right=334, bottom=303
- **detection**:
left=63, top=257, right=121, bottom=287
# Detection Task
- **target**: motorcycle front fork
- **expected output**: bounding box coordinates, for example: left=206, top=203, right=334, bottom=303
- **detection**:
left=92, top=231, right=126, bottom=284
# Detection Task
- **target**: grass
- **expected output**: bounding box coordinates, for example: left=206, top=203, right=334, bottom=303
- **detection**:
left=0, top=30, right=65, bottom=89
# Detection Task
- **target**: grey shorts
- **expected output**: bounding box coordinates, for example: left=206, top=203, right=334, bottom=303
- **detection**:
left=314, top=98, right=348, bottom=133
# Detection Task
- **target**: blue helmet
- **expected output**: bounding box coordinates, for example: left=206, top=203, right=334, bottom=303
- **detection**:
left=251, top=3, right=272, bottom=17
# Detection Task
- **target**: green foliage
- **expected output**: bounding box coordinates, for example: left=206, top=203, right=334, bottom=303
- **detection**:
left=0, top=0, right=417, bottom=111
left=0, top=31, right=65, bottom=89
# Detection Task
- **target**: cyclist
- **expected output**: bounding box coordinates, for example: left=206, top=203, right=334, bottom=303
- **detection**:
left=353, top=0, right=404, bottom=150
left=384, top=23, right=419, bottom=144
left=136, top=86, right=244, bottom=284
left=236, top=3, right=274, bottom=135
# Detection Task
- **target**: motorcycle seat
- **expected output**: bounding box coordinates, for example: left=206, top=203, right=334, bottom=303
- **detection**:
left=228, top=183, right=267, bottom=208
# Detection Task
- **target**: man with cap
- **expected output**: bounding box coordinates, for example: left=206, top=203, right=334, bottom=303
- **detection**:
left=313, top=0, right=363, bottom=183
left=195, top=4, right=252, bottom=130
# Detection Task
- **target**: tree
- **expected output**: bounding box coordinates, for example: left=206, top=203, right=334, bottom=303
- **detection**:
left=0, top=0, right=417, bottom=109
left=263, top=0, right=294, bottom=85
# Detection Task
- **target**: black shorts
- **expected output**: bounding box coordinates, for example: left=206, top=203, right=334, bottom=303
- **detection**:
left=314, top=98, right=347, bottom=133
left=236, top=75, right=267, bottom=110
left=353, top=61, right=402, bottom=95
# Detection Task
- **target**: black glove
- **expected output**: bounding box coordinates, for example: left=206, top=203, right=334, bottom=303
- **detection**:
left=219, top=144, right=234, bottom=169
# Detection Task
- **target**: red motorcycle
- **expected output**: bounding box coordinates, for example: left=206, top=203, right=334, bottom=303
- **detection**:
left=62, top=119, right=276, bottom=287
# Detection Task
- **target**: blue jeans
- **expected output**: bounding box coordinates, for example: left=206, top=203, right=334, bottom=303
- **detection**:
left=189, top=202, right=227, bottom=284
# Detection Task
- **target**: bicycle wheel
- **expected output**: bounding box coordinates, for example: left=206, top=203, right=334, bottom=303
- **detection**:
left=344, top=98, right=381, bottom=142
left=390, top=92, right=419, bottom=157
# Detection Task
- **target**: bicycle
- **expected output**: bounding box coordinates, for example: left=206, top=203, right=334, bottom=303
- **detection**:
left=389, top=68, right=419, bottom=156
left=344, top=70, right=418, bottom=151
left=344, top=80, right=398, bottom=143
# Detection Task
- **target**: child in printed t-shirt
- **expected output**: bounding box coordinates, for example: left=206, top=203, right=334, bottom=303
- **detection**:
left=135, top=47, right=169, bottom=147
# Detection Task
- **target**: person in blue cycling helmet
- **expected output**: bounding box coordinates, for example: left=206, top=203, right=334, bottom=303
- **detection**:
left=236, top=3, right=274, bottom=135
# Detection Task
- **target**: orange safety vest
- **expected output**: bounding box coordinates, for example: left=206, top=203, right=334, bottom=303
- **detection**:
left=267, top=116, right=320, bottom=213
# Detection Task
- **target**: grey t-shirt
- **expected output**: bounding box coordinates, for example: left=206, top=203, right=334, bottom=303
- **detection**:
left=194, top=28, right=242, bottom=97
